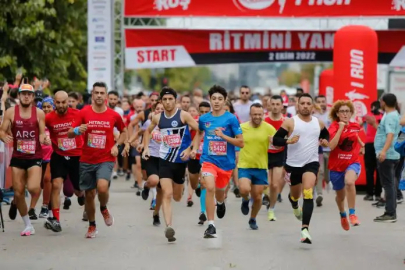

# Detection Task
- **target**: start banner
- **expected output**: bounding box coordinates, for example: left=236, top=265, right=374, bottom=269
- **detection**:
left=124, top=0, right=405, bottom=17
left=125, top=29, right=405, bottom=69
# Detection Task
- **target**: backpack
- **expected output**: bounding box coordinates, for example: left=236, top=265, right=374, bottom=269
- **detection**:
left=394, top=127, right=405, bottom=156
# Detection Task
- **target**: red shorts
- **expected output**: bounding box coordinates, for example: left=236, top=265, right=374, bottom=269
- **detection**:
left=201, top=162, right=233, bottom=190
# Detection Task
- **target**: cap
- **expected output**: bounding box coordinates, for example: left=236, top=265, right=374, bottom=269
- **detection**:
left=35, top=90, right=43, bottom=102
left=19, top=84, right=35, bottom=93
left=149, top=91, right=159, bottom=97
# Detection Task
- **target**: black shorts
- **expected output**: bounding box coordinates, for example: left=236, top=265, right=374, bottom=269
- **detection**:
left=188, top=159, right=201, bottom=174
left=284, top=162, right=320, bottom=186
left=145, top=156, right=160, bottom=177
left=159, top=158, right=186, bottom=185
left=50, top=152, right=81, bottom=191
left=268, top=151, right=286, bottom=169
left=140, top=151, right=147, bottom=170
left=10, top=158, right=42, bottom=170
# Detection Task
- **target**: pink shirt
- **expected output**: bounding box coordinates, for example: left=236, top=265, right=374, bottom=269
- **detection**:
left=42, top=128, right=53, bottom=162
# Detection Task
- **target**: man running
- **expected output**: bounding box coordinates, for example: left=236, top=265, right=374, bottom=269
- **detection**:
left=190, top=85, right=244, bottom=239
left=44, top=91, right=85, bottom=232
left=264, top=95, right=287, bottom=221
left=0, top=84, right=50, bottom=236
left=68, top=82, right=129, bottom=238
left=142, top=87, right=198, bottom=242
left=272, top=93, right=329, bottom=244
left=239, top=103, right=276, bottom=230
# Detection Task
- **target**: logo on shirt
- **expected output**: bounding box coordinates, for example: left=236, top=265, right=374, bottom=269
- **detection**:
left=171, top=120, right=178, bottom=127
left=205, top=122, right=211, bottom=128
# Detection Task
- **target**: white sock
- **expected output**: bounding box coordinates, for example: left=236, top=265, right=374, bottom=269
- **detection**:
left=268, top=207, right=275, bottom=212
left=217, top=201, right=223, bottom=205
left=151, top=188, right=157, bottom=200
left=208, top=220, right=215, bottom=226
left=48, top=211, right=53, bottom=218
left=22, top=215, right=31, bottom=227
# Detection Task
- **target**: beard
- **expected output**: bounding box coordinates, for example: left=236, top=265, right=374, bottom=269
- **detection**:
left=20, top=102, right=31, bottom=108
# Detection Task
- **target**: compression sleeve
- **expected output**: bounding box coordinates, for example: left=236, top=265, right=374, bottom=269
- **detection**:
left=273, top=127, right=289, bottom=146
left=319, top=127, right=330, bottom=141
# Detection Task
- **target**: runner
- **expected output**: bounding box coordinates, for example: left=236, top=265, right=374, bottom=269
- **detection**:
left=0, top=83, right=50, bottom=236
left=43, top=91, right=86, bottom=232
left=264, top=95, right=287, bottom=221
left=327, top=100, right=363, bottom=230
left=239, top=103, right=276, bottom=230
left=142, top=86, right=198, bottom=242
left=68, top=82, right=129, bottom=238
left=272, top=93, right=329, bottom=244
left=190, top=85, right=244, bottom=239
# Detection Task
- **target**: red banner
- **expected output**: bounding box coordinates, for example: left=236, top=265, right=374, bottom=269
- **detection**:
left=125, top=29, right=405, bottom=69
left=124, top=0, right=405, bottom=17
left=318, top=69, right=334, bottom=109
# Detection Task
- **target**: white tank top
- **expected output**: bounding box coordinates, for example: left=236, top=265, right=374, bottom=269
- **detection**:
left=286, top=115, right=320, bottom=167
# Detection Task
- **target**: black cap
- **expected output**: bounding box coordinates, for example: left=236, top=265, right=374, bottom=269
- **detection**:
left=34, top=90, right=43, bottom=102
left=160, top=87, right=177, bottom=99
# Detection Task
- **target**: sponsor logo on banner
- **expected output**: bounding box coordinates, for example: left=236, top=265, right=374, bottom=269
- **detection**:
left=234, top=0, right=286, bottom=13
left=154, top=0, right=191, bottom=10
left=392, top=0, right=405, bottom=11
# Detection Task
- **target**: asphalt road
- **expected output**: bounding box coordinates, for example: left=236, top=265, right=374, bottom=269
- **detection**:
left=1, top=177, right=404, bottom=270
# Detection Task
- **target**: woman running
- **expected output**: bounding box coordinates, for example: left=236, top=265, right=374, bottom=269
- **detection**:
left=328, top=100, right=364, bottom=230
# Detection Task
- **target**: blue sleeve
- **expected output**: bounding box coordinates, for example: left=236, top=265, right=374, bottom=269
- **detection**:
left=385, top=114, right=398, bottom=134
left=231, top=115, right=242, bottom=136
left=198, top=117, right=204, bottom=132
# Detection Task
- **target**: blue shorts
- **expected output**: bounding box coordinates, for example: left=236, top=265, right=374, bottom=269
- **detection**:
left=238, top=168, right=268, bottom=185
left=329, top=163, right=361, bottom=191
left=235, top=147, right=240, bottom=152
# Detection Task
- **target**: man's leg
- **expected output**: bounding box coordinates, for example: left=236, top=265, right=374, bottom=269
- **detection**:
left=375, top=160, right=398, bottom=222
left=268, top=167, right=283, bottom=221
left=300, top=169, right=317, bottom=244
left=96, top=162, right=114, bottom=226
left=135, top=155, right=143, bottom=191
left=238, top=176, right=252, bottom=216
left=11, top=166, right=30, bottom=234
left=315, top=154, right=324, bottom=207
left=287, top=168, right=303, bottom=221
left=364, top=143, right=376, bottom=199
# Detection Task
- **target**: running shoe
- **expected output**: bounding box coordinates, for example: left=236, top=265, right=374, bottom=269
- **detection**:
left=101, top=208, right=114, bottom=226
left=204, top=224, right=217, bottom=238
left=39, top=206, right=49, bottom=218
left=363, top=195, right=374, bottom=201
left=187, top=198, right=194, bottom=207
left=112, top=171, right=118, bottom=180
left=44, top=217, right=62, bottom=232
left=349, top=214, right=360, bottom=226
left=142, top=187, right=150, bottom=200
left=85, top=225, right=98, bottom=238
left=136, top=188, right=142, bottom=196
left=153, top=214, right=161, bottom=226
left=63, top=197, right=71, bottom=210
left=8, top=200, right=17, bottom=220
left=82, top=210, right=88, bottom=221
left=249, top=218, right=258, bottom=230
left=198, top=212, right=207, bottom=225
left=165, top=226, right=176, bottom=242
left=150, top=199, right=156, bottom=210
left=300, top=228, right=312, bottom=244
left=28, top=208, right=38, bottom=220
left=77, top=195, right=85, bottom=206
left=293, top=207, right=303, bottom=221
left=216, top=202, right=226, bottom=219
left=117, top=169, right=125, bottom=177
left=241, top=198, right=250, bottom=216
left=397, top=196, right=404, bottom=204
left=341, top=216, right=350, bottom=231
left=233, top=187, right=241, bottom=198
left=373, top=213, right=397, bottom=223
left=267, top=210, right=277, bottom=221
left=262, top=194, right=270, bottom=207
left=21, top=226, right=35, bottom=236
left=125, top=172, right=131, bottom=181
left=195, top=186, right=201, bottom=197
left=316, top=195, right=323, bottom=207
left=277, top=193, right=282, bottom=203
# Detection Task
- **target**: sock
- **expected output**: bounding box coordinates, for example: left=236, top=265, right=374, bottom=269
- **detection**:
left=89, top=221, right=96, bottom=227
left=200, top=188, right=206, bottom=213
left=302, top=198, right=314, bottom=227
left=349, top=208, right=355, bottom=215
left=340, top=212, right=347, bottom=218
left=301, top=227, right=308, bottom=231
left=268, top=207, right=275, bottom=212
left=48, top=211, right=54, bottom=218
left=217, top=201, right=223, bottom=205
left=151, top=188, right=157, bottom=200
left=22, top=215, right=31, bottom=227
left=208, top=220, right=215, bottom=226
left=52, top=208, right=60, bottom=221
left=100, top=205, right=107, bottom=212
left=288, top=193, right=299, bottom=209
left=249, top=217, right=256, bottom=221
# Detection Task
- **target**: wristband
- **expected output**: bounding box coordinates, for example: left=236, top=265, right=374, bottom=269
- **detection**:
left=73, top=127, right=81, bottom=135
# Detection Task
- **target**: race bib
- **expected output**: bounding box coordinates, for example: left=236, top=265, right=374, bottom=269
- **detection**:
left=197, top=140, right=204, bottom=154
left=208, top=141, right=227, bottom=156
left=164, top=134, right=181, bottom=148
left=17, top=140, right=36, bottom=154
left=151, top=130, right=162, bottom=143
left=58, top=138, right=77, bottom=151
left=87, top=134, right=106, bottom=149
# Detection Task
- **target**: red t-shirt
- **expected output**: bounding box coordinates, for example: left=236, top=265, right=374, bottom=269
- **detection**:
left=190, top=115, right=204, bottom=160
left=45, top=108, right=83, bottom=157
left=328, top=121, right=362, bottom=172
left=73, top=106, right=125, bottom=164
left=264, top=115, right=285, bottom=153
left=363, top=113, right=383, bottom=143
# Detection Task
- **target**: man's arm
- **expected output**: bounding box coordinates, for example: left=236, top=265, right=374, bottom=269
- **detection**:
left=272, top=118, right=294, bottom=146
left=128, top=111, right=144, bottom=138
left=143, top=114, right=159, bottom=149
left=116, top=128, right=127, bottom=145
left=37, top=109, right=46, bottom=144
left=0, top=108, right=13, bottom=143
left=182, top=111, right=198, bottom=131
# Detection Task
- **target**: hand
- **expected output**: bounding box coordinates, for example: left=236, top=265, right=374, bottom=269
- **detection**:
left=78, top=124, right=87, bottom=134
left=136, top=144, right=144, bottom=152
left=360, top=146, right=365, bottom=155
left=111, top=144, right=118, bottom=157
left=142, top=148, right=150, bottom=160
left=43, top=136, right=51, bottom=145
left=180, top=147, right=191, bottom=161
left=319, top=139, right=328, bottom=147
left=2, top=135, right=13, bottom=144
left=122, top=143, right=130, bottom=157
left=378, top=151, right=386, bottom=162
left=190, top=149, right=197, bottom=159
left=214, top=127, right=224, bottom=138
left=338, top=121, right=347, bottom=129
left=287, top=135, right=300, bottom=144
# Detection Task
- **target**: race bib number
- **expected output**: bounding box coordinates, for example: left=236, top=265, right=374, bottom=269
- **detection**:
left=87, top=134, right=106, bottom=149
left=151, top=130, right=162, bottom=143
left=164, top=134, right=181, bottom=148
left=208, top=141, right=227, bottom=156
left=58, top=138, right=77, bottom=151
left=17, top=140, right=36, bottom=154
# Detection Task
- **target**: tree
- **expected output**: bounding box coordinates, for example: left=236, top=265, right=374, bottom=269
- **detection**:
left=279, top=70, right=301, bottom=87
left=0, top=0, right=87, bottom=92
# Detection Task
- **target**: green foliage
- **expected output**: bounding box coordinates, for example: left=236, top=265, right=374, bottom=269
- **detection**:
left=0, top=0, right=87, bottom=92
left=279, top=69, right=301, bottom=87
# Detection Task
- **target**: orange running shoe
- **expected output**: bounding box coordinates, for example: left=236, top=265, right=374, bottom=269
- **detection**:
left=85, top=225, right=98, bottom=238
left=341, top=217, right=350, bottom=231
left=349, top=214, right=360, bottom=226
left=101, top=208, right=114, bottom=226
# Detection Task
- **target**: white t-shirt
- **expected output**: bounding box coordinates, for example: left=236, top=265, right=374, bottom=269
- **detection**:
left=234, top=100, right=253, bottom=123
left=287, top=106, right=296, bottom=116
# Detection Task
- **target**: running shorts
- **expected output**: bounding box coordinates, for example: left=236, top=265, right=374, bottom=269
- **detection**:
left=159, top=158, right=186, bottom=185
left=238, top=168, right=268, bottom=185
left=268, top=150, right=286, bottom=169
left=145, top=156, right=159, bottom=177
left=10, top=158, right=42, bottom=170
left=187, top=159, right=201, bottom=175
left=79, top=162, right=114, bottom=191
left=284, top=162, right=320, bottom=186
left=50, top=152, right=81, bottom=191
left=329, top=163, right=361, bottom=191
left=201, top=162, right=233, bottom=190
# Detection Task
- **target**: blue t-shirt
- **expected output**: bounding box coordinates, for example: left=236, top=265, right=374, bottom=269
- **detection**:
left=374, top=111, right=401, bottom=160
left=199, top=111, right=242, bottom=171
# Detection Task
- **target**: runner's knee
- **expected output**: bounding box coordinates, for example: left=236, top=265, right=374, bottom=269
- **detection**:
left=303, top=188, right=313, bottom=200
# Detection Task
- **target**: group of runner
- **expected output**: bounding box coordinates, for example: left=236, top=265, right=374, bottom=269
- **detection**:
left=1, top=82, right=391, bottom=244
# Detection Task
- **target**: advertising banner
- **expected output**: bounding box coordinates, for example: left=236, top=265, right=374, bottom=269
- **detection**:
left=318, top=69, right=334, bottom=109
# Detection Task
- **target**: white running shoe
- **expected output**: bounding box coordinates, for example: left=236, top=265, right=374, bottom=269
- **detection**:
left=21, top=226, right=35, bottom=236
